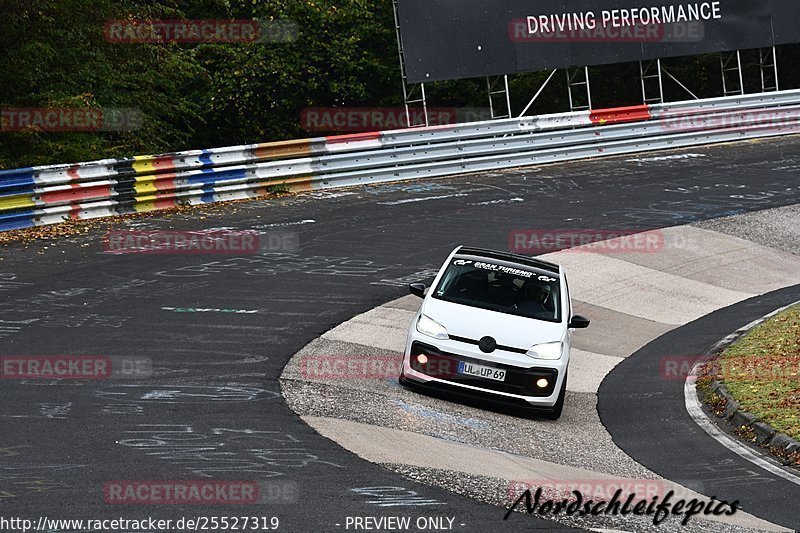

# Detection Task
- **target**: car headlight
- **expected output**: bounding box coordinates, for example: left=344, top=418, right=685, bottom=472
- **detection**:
left=416, top=314, right=449, bottom=340
left=526, top=341, right=563, bottom=360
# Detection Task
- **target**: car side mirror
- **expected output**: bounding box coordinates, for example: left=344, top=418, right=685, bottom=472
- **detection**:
left=409, top=283, right=427, bottom=298
left=569, top=315, right=590, bottom=329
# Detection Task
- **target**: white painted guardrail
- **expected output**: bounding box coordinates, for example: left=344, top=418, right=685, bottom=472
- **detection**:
left=1, top=89, right=799, bottom=231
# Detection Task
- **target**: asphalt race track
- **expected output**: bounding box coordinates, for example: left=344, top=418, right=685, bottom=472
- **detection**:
left=600, top=285, right=800, bottom=529
left=1, top=137, right=799, bottom=532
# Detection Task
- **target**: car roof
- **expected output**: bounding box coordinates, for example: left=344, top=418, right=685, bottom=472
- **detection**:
left=455, top=246, right=561, bottom=276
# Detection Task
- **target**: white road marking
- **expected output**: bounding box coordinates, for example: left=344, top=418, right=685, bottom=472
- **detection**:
left=626, top=154, right=706, bottom=162
left=470, top=197, right=524, bottom=206
left=378, top=194, right=468, bottom=206
left=258, top=219, right=315, bottom=227
left=684, top=300, right=800, bottom=487
left=309, top=191, right=357, bottom=199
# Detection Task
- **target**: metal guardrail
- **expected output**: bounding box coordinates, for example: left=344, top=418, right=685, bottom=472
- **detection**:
left=2, top=89, right=800, bottom=231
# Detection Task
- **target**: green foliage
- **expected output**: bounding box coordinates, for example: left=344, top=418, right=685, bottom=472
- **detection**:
left=0, top=0, right=402, bottom=168
left=2, top=0, right=800, bottom=169
left=194, top=0, right=398, bottom=146
left=0, top=0, right=205, bottom=167
left=720, top=304, right=800, bottom=441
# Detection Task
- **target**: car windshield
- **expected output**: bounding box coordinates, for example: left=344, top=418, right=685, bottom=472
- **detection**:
left=432, top=257, right=561, bottom=322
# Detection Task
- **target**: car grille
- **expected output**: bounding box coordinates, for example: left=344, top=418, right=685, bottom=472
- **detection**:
left=410, top=341, right=558, bottom=397
left=448, top=334, right=528, bottom=354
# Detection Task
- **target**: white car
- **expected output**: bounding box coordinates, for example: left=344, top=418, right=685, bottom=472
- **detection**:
left=399, top=246, right=589, bottom=420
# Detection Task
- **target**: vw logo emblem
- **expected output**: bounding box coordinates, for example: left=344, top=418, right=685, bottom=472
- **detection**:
left=478, top=336, right=497, bottom=353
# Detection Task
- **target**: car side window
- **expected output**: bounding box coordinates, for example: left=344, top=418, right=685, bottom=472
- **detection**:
left=564, top=274, right=572, bottom=320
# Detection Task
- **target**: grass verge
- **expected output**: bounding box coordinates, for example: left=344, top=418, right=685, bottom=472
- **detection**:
left=719, top=304, right=800, bottom=440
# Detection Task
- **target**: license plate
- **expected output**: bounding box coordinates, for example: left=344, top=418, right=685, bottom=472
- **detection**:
left=457, top=361, right=506, bottom=382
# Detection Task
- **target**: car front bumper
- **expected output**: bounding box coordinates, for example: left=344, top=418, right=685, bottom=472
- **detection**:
left=402, top=337, right=568, bottom=408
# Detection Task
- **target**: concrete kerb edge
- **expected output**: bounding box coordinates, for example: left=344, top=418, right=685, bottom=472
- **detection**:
left=696, top=300, right=800, bottom=466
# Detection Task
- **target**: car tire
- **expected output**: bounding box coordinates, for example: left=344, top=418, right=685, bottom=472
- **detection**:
left=543, top=372, right=567, bottom=420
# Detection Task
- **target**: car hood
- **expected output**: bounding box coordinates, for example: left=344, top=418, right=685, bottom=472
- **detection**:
left=421, top=297, right=565, bottom=350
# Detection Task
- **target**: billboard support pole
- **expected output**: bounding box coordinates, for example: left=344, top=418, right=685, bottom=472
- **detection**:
left=640, top=59, right=665, bottom=104
left=393, top=0, right=429, bottom=127
left=759, top=46, right=779, bottom=92
left=566, top=67, right=592, bottom=111
left=505, top=75, right=512, bottom=117
left=661, top=67, right=700, bottom=100
left=487, top=75, right=512, bottom=119
left=773, top=46, right=780, bottom=91
left=721, top=51, right=745, bottom=96
left=518, top=69, right=558, bottom=117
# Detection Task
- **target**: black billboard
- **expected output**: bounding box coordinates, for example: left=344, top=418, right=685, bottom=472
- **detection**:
left=396, top=1, right=800, bottom=83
